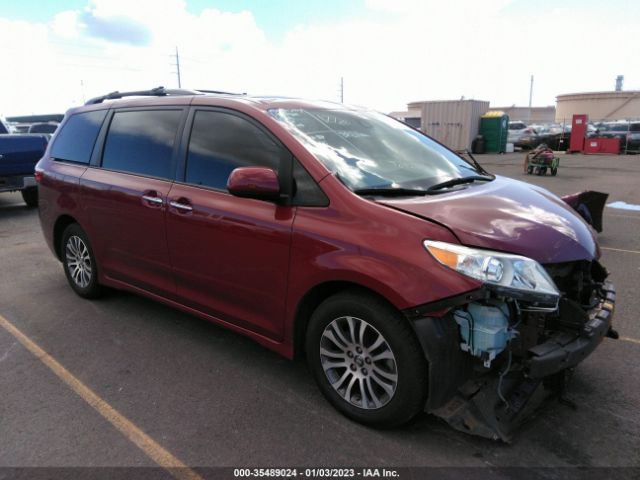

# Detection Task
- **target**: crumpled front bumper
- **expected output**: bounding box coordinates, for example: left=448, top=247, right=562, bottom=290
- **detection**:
left=527, top=282, right=616, bottom=378
left=426, top=281, right=617, bottom=442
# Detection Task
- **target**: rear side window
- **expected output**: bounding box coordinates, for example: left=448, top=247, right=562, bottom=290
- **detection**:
left=102, top=110, right=182, bottom=179
left=186, top=110, right=282, bottom=190
left=50, top=110, right=107, bottom=164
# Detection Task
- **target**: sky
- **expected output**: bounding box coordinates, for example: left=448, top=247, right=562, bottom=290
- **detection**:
left=1, top=0, right=639, bottom=116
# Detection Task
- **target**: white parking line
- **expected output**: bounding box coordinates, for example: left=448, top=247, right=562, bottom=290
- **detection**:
left=0, top=313, right=203, bottom=480
left=607, top=201, right=640, bottom=211
left=607, top=214, right=640, bottom=220
left=600, top=247, right=640, bottom=255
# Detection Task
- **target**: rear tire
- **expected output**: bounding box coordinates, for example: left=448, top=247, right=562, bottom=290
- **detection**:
left=551, top=167, right=558, bottom=176
left=61, top=224, right=103, bottom=299
left=21, top=187, right=38, bottom=208
left=306, top=291, right=428, bottom=428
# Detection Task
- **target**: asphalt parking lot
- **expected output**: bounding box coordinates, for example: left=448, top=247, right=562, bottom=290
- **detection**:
left=0, top=152, right=639, bottom=477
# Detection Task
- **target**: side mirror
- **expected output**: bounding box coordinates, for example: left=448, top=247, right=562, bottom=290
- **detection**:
left=227, top=167, right=281, bottom=200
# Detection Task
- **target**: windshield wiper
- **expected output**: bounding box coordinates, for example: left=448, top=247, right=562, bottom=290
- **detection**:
left=353, top=187, right=430, bottom=197
left=352, top=174, right=493, bottom=197
left=456, top=149, right=491, bottom=176
left=426, top=175, right=493, bottom=193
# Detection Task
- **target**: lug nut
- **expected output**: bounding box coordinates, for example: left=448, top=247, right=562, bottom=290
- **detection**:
left=356, top=346, right=363, bottom=354
left=365, top=357, right=372, bottom=364
left=361, top=368, right=368, bottom=375
left=347, top=351, right=353, bottom=358
left=350, top=364, right=356, bottom=371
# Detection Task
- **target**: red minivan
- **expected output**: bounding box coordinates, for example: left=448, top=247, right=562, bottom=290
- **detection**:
left=36, top=88, right=616, bottom=440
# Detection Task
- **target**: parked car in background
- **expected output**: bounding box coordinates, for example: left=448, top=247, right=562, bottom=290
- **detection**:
left=507, top=121, right=527, bottom=145
left=514, top=126, right=543, bottom=150
left=0, top=117, right=10, bottom=134
left=0, top=134, right=48, bottom=206
left=595, top=121, right=640, bottom=153
left=515, top=123, right=597, bottom=151
left=28, top=122, right=59, bottom=135
left=10, top=124, right=31, bottom=133
left=597, top=122, right=630, bottom=152
left=626, top=122, right=640, bottom=153
left=540, top=124, right=573, bottom=151
left=36, top=87, right=617, bottom=441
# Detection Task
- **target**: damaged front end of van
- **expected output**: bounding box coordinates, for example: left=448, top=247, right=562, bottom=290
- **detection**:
left=406, top=249, right=616, bottom=442
left=383, top=179, right=618, bottom=442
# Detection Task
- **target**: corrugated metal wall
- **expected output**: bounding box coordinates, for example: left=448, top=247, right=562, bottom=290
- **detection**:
left=414, top=100, right=490, bottom=150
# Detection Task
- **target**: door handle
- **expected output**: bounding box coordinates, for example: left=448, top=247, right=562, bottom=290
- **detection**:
left=142, top=194, right=163, bottom=205
left=169, top=200, right=193, bottom=212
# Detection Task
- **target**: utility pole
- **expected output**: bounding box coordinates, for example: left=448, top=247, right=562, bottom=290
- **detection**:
left=172, top=46, right=182, bottom=88
left=340, top=77, right=344, bottom=103
left=528, top=75, right=534, bottom=123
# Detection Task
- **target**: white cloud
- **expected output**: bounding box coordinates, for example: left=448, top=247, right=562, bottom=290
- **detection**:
left=51, top=11, right=82, bottom=39
left=1, top=0, right=639, bottom=117
left=365, top=0, right=513, bottom=16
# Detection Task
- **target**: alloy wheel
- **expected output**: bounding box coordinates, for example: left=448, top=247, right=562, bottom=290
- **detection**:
left=65, top=235, right=92, bottom=289
left=320, top=316, right=398, bottom=410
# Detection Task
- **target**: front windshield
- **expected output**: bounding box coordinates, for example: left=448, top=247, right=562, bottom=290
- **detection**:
left=268, top=108, right=482, bottom=191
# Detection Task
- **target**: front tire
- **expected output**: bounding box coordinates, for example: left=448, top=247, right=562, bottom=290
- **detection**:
left=306, top=291, right=428, bottom=428
left=61, top=224, right=103, bottom=299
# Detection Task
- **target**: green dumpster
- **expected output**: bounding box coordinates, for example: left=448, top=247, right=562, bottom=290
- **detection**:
left=479, top=111, right=509, bottom=153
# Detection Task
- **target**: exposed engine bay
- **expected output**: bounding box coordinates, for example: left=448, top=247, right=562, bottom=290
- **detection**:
left=407, top=259, right=617, bottom=442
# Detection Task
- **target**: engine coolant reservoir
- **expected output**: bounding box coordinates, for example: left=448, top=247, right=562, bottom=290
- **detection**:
left=453, top=302, right=515, bottom=368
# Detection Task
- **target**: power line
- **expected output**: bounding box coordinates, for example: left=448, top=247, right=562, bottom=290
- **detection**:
left=171, top=46, right=182, bottom=88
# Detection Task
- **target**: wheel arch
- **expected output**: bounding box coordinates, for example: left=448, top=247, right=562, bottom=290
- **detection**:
left=53, top=214, right=80, bottom=261
left=292, top=281, right=408, bottom=359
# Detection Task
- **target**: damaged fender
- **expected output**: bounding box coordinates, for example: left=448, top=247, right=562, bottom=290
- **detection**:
left=562, top=191, right=609, bottom=233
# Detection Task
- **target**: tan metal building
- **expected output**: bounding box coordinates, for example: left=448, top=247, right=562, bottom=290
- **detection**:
left=391, top=99, right=490, bottom=150
left=556, top=91, right=640, bottom=122
left=388, top=109, right=422, bottom=128
left=491, top=106, right=556, bottom=124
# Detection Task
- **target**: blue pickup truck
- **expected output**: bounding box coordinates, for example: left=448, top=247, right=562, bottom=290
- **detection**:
left=0, top=134, right=48, bottom=207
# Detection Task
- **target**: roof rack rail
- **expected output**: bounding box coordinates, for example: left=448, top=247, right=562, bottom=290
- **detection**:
left=195, top=89, right=246, bottom=96
left=85, top=86, right=202, bottom=105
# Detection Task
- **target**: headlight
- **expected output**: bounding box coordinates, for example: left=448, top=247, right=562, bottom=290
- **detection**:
left=424, top=240, right=559, bottom=307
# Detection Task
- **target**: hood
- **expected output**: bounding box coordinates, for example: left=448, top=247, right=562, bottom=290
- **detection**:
left=380, top=176, right=598, bottom=264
